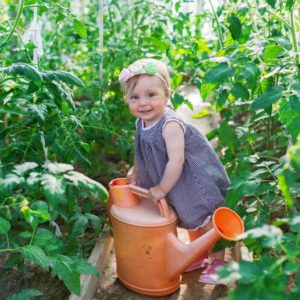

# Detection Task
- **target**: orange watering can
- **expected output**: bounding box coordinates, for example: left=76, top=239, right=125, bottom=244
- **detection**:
left=109, top=178, right=244, bottom=296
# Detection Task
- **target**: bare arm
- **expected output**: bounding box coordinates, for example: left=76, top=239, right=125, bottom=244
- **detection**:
left=127, top=155, right=139, bottom=184
left=149, top=121, right=184, bottom=202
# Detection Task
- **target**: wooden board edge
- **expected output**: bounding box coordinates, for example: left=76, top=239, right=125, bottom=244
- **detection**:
left=233, top=241, right=253, bottom=262
left=69, top=224, right=114, bottom=300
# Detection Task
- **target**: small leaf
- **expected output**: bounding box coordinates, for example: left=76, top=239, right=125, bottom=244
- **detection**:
left=19, top=231, right=33, bottom=239
left=34, top=228, right=63, bottom=253
left=218, top=122, right=239, bottom=152
left=200, top=82, right=215, bottom=101
left=240, top=224, right=283, bottom=247
left=72, top=214, right=88, bottom=236
left=289, top=95, right=300, bottom=114
left=240, top=62, right=260, bottom=85
left=75, top=259, right=98, bottom=276
left=171, top=93, right=193, bottom=110
left=7, top=289, right=43, bottom=300
left=4, top=63, right=42, bottom=83
left=43, top=161, right=74, bottom=174
left=0, top=216, right=11, bottom=234
left=28, top=104, right=47, bottom=121
left=263, top=44, right=284, bottom=62
left=13, top=162, right=38, bottom=176
left=73, top=19, right=87, bottom=39
left=227, top=13, right=242, bottom=40
left=278, top=100, right=300, bottom=140
left=266, top=0, right=276, bottom=8
left=250, top=86, right=284, bottom=110
left=1, top=174, right=24, bottom=188
left=204, top=63, right=234, bottom=85
left=43, top=70, right=84, bottom=87
left=231, top=83, right=250, bottom=100
left=21, top=245, right=50, bottom=271
left=50, top=255, right=81, bottom=295
left=41, top=174, right=65, bottom=209
left=192, top=108, right=211, bottom=119
left=64, top=171, right=108, bottom=200
left=286, top=0, right=295, bottom=10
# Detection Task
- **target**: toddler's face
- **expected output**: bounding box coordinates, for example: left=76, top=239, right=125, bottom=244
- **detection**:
left=126, top=75, right=168, bottom=127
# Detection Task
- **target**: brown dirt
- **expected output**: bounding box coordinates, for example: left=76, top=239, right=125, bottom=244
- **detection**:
left=0, top=266, right=69, bottom=300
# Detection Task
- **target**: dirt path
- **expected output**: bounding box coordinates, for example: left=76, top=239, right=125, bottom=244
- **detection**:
left=94, top=87, right=233, bottom=300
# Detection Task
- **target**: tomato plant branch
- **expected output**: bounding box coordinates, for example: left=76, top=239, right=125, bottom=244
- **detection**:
left=208, top=0, right=223, bottom=50
left=289, top=6, right=300, bottom=68
left=0, top=0, right=24, bottom=56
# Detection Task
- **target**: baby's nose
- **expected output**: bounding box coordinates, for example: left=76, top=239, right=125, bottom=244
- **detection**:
left=139, top=97, right=148, bottom=105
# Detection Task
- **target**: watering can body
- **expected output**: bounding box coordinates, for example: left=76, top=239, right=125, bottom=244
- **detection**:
left=109, top=178, right=244, bottom=296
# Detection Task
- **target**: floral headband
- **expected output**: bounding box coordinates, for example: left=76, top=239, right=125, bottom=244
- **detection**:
left=119, top=61, right=169, bottom=88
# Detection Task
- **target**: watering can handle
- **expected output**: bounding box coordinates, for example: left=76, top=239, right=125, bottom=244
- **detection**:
left=129, top=185, right=170, bottom=219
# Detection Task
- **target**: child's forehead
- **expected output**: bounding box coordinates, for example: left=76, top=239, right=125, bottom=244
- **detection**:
left=132, top=75, right=164, bottom=89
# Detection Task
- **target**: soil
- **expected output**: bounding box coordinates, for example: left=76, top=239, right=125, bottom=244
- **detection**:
left=0, top=266, right=69, bottom=300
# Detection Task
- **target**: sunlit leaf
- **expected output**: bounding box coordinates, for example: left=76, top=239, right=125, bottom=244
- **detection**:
left=263, top=44, right=284, bottom=62
left=43, top=161, right=74, bottom=174
left=7, top=289, right=43, bottom=300
left=204, top=63, right=234, bottom=85
left=21, top=245, right=50, bottom=271
left=4, top=63, right=42, bottom=83
left=227, top=13, right=242, bottom=40
left=73, top=19, right=87, bottom=39
left=250, top=86, right=284, bottom=110
left=266, top=0, right=276, bottom=8
left=0, top=217, right=11, bottom=234
left=13, top=162, right=38, bottom=176
left=240, top=225, right=283, bottom=247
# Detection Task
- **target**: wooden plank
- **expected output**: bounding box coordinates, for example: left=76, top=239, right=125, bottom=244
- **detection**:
left=233, top=241, right=253, bottom=262
left=69, top=224, right=114, bottom=300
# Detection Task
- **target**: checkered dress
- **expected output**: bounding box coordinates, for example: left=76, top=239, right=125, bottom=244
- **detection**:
left=135, top=108, right=230, bottom=229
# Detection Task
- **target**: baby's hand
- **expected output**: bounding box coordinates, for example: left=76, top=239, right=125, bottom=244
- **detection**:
left=148, top=185, right=166, bottom=204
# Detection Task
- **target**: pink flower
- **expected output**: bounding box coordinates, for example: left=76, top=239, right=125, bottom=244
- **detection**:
left=119, top=68, right=132, bottom=83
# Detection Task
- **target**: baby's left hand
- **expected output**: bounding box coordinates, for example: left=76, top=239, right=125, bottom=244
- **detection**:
left=148, top=185, right=166, bottom=204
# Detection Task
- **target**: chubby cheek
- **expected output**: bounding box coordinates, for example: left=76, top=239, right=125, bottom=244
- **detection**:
left=127, top=103, right=139, bottom=116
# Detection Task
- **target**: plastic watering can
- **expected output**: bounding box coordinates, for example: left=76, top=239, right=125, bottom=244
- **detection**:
left=108, top=178, right=244, bottom=296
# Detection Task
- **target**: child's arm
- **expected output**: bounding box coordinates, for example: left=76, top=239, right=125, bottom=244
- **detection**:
left=127, top=155, right=139, bottom=184
left=149, top=121, right=184, bottom=202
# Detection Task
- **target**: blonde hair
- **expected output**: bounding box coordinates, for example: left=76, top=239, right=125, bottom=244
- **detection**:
left=122, top=58, right=171, bottom=99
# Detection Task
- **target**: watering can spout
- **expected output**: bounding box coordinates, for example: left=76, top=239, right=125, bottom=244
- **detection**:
left=168, top=207, right=244, bottom=277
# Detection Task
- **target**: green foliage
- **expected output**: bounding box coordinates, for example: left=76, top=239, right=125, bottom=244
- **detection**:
left=1, top=0, right=300, bottom=298
left=7, top=289, right=43, bottom=300
left=218, top=216, right=300, bottom=299
left=0, top=161, right=107, bottom=294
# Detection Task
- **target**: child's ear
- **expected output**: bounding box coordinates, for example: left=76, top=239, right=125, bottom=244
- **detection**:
left=166, top=88, right=171, bottom=98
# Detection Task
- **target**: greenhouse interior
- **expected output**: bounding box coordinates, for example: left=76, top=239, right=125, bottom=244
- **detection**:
left=0, top=0, right=299, bottom=299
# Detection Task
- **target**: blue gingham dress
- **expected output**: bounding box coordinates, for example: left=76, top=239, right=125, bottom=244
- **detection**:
left=135, top=108, right=230, bottom=229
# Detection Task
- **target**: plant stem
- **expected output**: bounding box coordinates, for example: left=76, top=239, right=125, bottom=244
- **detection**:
left=0, top=248, right=17, bottom=253
left=0, top=0, right=24, bottom=56
left=16, top=30, right=33, bottom=63
left=30, top=226, right=37, bottom=245
left=5, top=233, right=10, bottom=248
left=289, top=5, right=300, bottom=69
left=266, top=9, right=291, bottom=30
left=208, top=0, right=223, bottom=50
